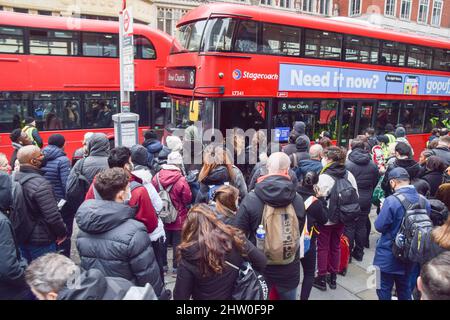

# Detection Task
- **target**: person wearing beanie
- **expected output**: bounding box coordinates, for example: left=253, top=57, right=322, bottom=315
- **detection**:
left=166, top=135, right=183, bottom=153
left=152, top=151, right=192, bottom=275
left=41, top=134, right=70, bottom=202
left=394, top=126, right=413, bottom=156
left=22, top=117, right=43, bottom=148
left=283, top=121, right=311, bottom=156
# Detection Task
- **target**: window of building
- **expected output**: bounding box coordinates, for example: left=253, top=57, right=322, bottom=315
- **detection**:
left=302, top=0, right=314, bottom=12
left=157, top=8, right=173, bottom=36
left=431, top=0, right=443, bottom=26
left=407, top=45, right=432, bottom=69
left=38, top=10, right=52, bottom=16
left=433, top=48, right=450, bottom=71
left=385, top=0, right=397, bottom=16
left=82, top=32, right=118, bottom=57
left=381, top=41, right=406, bottom=66
left=344, top=35, right=380, bottom=64
left=13, top=8, right=28, bottom=14
left=201, top=18, right=237, bottom=52
left=279, top=0, right=292, bottom=8
left=234, top=20, right=258, bottom=53
left=134, top=35, right=156, bottom=59
left=261, top=23, right=301, bottom=56
left=417, top=0, right=429, bottom=23
left=349, top=0, right=362, bottom=16
left=304, top=29, right=342, bottom=60
left=318, top=0, right=331, bottom=15
left=400, top=0, right=412, bottom=19
left=0, top=27, right=24, bottom=54
left=261, top=0, right=272, bottom=5
left=29, top=29, right=79, bottom=56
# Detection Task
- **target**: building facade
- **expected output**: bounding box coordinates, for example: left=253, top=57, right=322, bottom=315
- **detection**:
left=0, top=0, right=449, bottom=38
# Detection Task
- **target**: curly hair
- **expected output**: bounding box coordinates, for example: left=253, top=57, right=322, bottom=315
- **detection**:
left=177, top=203, right=246, bottom=277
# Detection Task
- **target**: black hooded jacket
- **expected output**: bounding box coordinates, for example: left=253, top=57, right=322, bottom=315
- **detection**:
left=283, top=122, right=311, bottom=156
left=76, top=199, right=164, bottom=296
left=173, top=240, right=267, bottom=300
left=57, top=269, right=133, bottom=300
left=296, top=186, right=328, bottom=235
left=345, top=148, right=379, bottom=213
left=235, top=175, right=305, bottom=290
left=382, top=158, right=429, bottom=197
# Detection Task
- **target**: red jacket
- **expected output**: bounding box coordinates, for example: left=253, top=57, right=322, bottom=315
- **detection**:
left=85, top=175, right=158, bottom=233
left=152, top=165, right=192, bottom=231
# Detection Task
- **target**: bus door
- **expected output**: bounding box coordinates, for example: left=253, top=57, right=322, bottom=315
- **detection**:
left=339, top=100, right=376, bottom=148
left=218, top=99, right=270, bottom=134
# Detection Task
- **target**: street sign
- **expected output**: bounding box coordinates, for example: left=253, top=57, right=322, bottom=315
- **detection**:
left=122, top=8, right=133, bottom=36
left=120, top=5, right=135, bottom=108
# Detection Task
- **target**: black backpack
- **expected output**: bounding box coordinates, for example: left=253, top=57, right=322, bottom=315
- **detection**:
left=10, top=173, right=40, bottom=244
left=328, top=173, right=361, bottom=224
left=428, top=199, right=449, bottom=227
left=65, top=159, right=90, bottom=214
left=392, top=193, right=434, bottom=265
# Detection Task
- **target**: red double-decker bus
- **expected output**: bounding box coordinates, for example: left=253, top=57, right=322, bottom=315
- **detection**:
left=164, top=3, right=450, bottom=157
left=0, top=11, right=173, bottom=160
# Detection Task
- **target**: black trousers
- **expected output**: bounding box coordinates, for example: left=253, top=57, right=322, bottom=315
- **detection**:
left=151, top=236, right=166, bottom=282
left=163, top=230, right=181, bottom=269
left=300, top=237, right=317, bottom=300
left=344, top=215, right=367, bottom=259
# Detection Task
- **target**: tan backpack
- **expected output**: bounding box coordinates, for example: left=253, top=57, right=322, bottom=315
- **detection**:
left=261, top=204, right=300, bottom=265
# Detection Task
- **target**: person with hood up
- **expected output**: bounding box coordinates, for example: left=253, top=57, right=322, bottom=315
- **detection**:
left=313, top=146, right=359, bottom=292
left=196, top=145, right=245, bottom=204
left=296, top=144, right=323, bottom=180
left=381, top=142, right=429, bottom=197
left=345, top=139, right=379, bottom=261
left=41, top=134, right=70, bottom=201
left=283, top=121, right=310, bottom=156
left=235, top=152, right=306, bottom=300
left=174, top=204, right=267, bottom=300
left=420, top=156, right=446, bottom=198
left=286, top=135, right=311, bottom=169
left=142, top=130, right=163, bottom=167
left=67, top=132, right=110, bottom=187
left=76, top=168, right=166, bottom=298
left=25, top=253, right=138, bottom=300
left=152, top=152, right=192, bottom=275
left=130, top=144, right=166, bottom=280
left=71, top=132, right=94, bottom=167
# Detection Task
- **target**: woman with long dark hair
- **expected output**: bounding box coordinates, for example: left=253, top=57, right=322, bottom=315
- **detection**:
left=173, top=204, right=267, bottom=300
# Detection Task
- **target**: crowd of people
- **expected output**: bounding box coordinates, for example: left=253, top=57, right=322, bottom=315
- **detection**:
left=0, top=119, right=449, bottom=301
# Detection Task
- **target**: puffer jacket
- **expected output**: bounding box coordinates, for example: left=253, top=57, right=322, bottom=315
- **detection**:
left=345, top=148, right=379, bottom=214
left=143, top=139, right=163, bottom=165
left=382, top=158, right=429, bottom=197
left=76, top=199, right=164, bottom=296
left=296, top=159, right=323, bottom=180
left=0, top=212, right=29, bottom=300
left=235, top=174, right=306, bottom=290
left=431, top=146, right=450, bottom=167
left=152, top=165, right=192, bottom=231
left=57, top=269, right=133, bottom=300
left=67, top=133, right=110, bottom=188
left=42, top=145, right=71, bottom=201
left=14, top=166, right=67, bottom=245
left=174, top=239, right=267, bottom=300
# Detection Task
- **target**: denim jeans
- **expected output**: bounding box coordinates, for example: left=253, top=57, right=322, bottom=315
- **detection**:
left=276, top=286, right=298, bottom=300
left=377, top=272, right=411, bottom=300
left=20, top=243, right=57, bottom=263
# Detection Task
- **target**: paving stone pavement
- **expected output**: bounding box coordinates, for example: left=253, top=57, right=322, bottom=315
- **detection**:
left=164, top=210, right=381, bottom=300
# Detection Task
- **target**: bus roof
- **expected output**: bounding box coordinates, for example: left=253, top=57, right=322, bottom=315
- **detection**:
left=177, top=3, right=450, bottom=50
left=0, top=11, right=173, bottom=44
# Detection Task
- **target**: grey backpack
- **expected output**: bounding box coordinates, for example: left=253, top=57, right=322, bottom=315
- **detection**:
left=155, top=173, right=178, bottom=224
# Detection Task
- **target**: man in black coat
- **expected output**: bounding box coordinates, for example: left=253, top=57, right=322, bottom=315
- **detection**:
left=432, top=135, right=450, bottom=167
left=235, top=152, right=306, bottom=300
left=382, top=142, right=430, bottom=197
left=345, top=140, right=379, bottom=261
left=14, top=146, right=67, bottom=263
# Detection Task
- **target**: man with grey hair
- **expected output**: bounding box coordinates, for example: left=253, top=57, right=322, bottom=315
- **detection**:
left=431, top=135, right=450, bottom=166
left=25, top=253, right=134, bottom=300
left=236, top=152, right=306, bottom=300
left=296, top=144, right=324, bottom=180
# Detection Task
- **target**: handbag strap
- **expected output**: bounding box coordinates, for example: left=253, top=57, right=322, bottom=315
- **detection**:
left=225, top=260, right=239, bottom=271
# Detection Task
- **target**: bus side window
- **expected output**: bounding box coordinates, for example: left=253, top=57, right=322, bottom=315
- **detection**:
left=234, top=20, right=258, bottom=53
